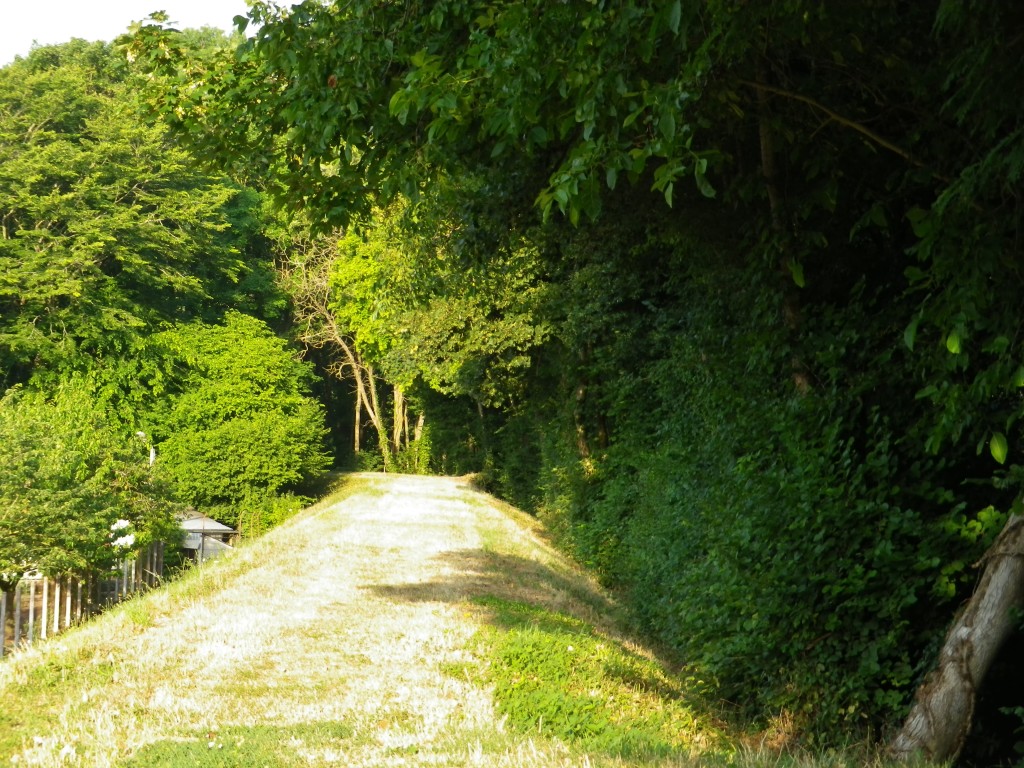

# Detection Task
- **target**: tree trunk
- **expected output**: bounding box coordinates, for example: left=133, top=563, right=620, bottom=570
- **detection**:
left=890, top=515, right=1024, bottom=762
left=353, top=377, right=362, bottom=454
left=392, top=385, right=405, bottom=457
left=367, top=365, right=391, bottom=471
left=279, top=241, right=389, bottom=462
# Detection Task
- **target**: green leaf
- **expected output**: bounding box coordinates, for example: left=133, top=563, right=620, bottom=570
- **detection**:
left=906, top=207, right=933, bottom=239
left=990, top=432, right=1008, bottom=465
left=1013, top=366, right=1024, bottom=388
left=660, top=109, right=676, bottom=142
left=668, top=0, right=682, bottom=34
left=606, top=167, right=618, bottom=190
left=388, top=90, right=406, bottom=119
left=694, top=159, right=715, bottom=198
left=903, top=316, right=921, bottom=351
left=946, top=331, right=961, bottom=355
left=789, top=260, right=806, bottom=288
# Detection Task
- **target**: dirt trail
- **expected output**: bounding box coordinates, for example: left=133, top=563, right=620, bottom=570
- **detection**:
left=3, top=473, right=616, bottom=767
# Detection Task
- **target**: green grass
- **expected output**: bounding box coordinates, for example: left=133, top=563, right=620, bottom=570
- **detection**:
left=120, top=722, right=355, bottom=767
left=460, top=596, right=724, bottom=762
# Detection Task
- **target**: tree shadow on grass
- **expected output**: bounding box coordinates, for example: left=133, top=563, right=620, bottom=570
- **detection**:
left=361, top=547, right=621, bottom=631
left=362, top=548, right=726, bottom=763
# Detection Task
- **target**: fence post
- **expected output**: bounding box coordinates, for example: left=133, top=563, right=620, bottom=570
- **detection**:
left=53, top=578, right=61, bottom=636
left=84, top=573, right=92, bottom=619
left=41, top=577, right=48, bottom=640
left=76, top=578, right=84, bottom=623
left=65, top=576, right=72, bottom=629
left=13, top=581, right=22, bottom=648
left=1, top=588, right=6, bottom=657
left=27, top=579, right=36, bottom=644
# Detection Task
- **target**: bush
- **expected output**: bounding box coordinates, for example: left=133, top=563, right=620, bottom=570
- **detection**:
left=152, top=312, right=333, bottom=523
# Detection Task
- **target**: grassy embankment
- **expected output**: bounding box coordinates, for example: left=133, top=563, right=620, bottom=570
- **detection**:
left=1, top=474, right=926, bottom=767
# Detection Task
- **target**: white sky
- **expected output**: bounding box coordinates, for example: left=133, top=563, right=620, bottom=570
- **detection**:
left=0, top=0, right=255, bottom=66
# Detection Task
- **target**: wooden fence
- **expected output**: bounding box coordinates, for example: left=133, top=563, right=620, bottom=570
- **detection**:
left=0, top=542, right=165, bottom=658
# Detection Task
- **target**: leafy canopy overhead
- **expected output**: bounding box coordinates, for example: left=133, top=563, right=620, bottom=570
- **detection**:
left=125, top=0, right=738, bottom=227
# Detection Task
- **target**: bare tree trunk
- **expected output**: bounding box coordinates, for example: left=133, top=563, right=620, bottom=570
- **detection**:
left=280, top=239, right=390, bottom=465
left=392, top=385, right=405, bottom=457
left=366, top=364, right=391, bottom=470
left=353, top=377, right=362, bottom=454
left=890, top=515, right=1024, bottom=762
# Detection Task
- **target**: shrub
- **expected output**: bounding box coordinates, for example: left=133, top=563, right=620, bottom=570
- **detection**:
left=152, top=312, right=332, bottom=522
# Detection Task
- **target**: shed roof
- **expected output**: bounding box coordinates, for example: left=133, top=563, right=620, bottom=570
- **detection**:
left=179, top=512, right=235, bottom=533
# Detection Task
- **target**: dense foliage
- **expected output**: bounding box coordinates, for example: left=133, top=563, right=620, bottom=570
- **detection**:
left=0, top=40, right=332, bottom=577
left=121, top=0, right=1024, bottom=747
left=152, top=312, right=332, bottom=534
left=0, top=378, right=177, bottom=577
left=0, top=40, right=282, bottom=388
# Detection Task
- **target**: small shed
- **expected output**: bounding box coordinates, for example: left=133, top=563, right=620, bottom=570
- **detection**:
left=179, top=511, right=236, bottom=563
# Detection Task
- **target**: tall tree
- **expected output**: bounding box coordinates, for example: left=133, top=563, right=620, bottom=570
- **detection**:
left=0, top=40, right=277, bottom=387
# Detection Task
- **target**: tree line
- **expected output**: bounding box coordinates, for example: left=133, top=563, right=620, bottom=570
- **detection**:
left=0, top=39, right=331, bottom=586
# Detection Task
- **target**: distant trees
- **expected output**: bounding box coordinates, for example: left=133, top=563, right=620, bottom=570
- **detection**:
left=0, top=40, right=279, bottom=387
left=0, top=39, right=333, bottom=575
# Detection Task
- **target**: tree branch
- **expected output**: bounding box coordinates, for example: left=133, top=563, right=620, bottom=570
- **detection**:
left=739, top=79, right=941, bottom=177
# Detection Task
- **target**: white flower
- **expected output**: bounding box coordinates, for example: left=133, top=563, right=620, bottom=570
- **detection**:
left=110, top=519, right=131, bottom=532
left=111, top=534, right=136, bottom=549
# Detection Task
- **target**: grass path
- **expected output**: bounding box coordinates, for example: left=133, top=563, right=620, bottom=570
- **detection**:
left=0, top=474, right=723, bottom=767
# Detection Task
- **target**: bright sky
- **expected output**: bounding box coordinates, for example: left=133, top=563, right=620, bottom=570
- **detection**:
left=0, top=0, right=255, bottom=66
